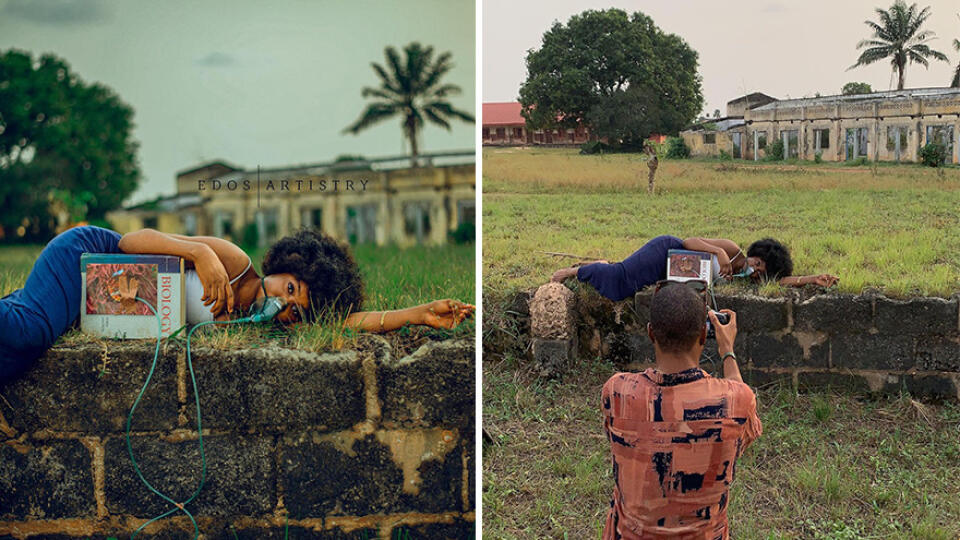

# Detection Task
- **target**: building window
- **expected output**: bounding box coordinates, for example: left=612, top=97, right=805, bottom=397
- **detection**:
left=814, top=129, right=830, bottom=151
left=495, top=127, right=505, bottom=140
left=457, top=199, right=475, bottom=225
left=781, top=130, right=799, bottom=159
left=346, top=204, right=378, bottom=244
left=755, top=131, right=767, bottom=150
left=703, top=133, right=716, bottom=144
left=403, top=201, right=432, bottom=244
left=844, top=128, right=869, bottom=160
left=301, top=207, right=323, bottom=230
left=182, top=212, right=198, bottom=236
left=926, top=125, right=954, bottom=155
left=482, top=128, right=490, bottom=139
left=886, top=126, right=908, bottom=160
left=255, top=208, right=279, bottom=248
left=513, top=127, right=523, bottom=138
left=143, top=216, right=158, bottom=229
left=214, top=210, right=233, bottom=240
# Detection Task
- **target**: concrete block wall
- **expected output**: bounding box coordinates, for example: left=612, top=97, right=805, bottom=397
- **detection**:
left=0, top=338, right=475, bottom=539
left=520, top=286, right=960, bottom=400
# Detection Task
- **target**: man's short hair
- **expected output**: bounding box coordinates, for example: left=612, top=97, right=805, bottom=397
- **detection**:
left=650, top=284, right=707, bottom=353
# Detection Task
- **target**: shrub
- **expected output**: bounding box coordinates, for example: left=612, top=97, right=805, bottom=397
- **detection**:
left=764, top=139, right=784, bottom=161
left=814, top=152, right=823, bottom=164
left=718, top=149, right=732, bottom=161
left=241, top=222, right=259, bottom=250
left=449, top=221, right=475, bottom=244
left=579, top=140, right=612, bottom=155
left=918, top=142, right=948, bottom=167
left=665, top=137, right=690, bottom=159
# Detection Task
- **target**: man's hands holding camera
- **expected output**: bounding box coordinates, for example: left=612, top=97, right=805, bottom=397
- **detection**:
left=708, top=309, right=737, bottom=356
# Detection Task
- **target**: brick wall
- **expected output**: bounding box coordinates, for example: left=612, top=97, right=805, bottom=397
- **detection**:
left=508, top=286, right=960, bottom=401
left=0, top=337, right=475, bottom=539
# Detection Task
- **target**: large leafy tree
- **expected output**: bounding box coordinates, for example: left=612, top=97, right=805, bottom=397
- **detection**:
left=850, top=1, right=948, bottom=90
left=842, top=81, right=873, bottom=95
left=344, top=42, right=474, bottom=167
left=0, top=49, right=140, bottom=241
left=519, top=9, right=703, bottom=150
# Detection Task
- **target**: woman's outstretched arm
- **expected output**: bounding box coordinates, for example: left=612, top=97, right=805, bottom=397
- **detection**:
left=344, top=299, right=474, bottom=332
left=778, top=274, right=839, bottom=287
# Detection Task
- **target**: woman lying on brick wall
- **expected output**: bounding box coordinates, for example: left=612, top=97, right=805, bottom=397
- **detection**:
left=550, top=235, right=839, bottom=302
left=0, top=225, right=474, bottom=380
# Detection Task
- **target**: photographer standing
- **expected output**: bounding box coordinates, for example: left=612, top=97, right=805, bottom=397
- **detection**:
left=601, top=283, right=761, bottom=539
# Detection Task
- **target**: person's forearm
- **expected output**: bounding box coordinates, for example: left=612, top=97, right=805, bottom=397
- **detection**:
left=118, top=229, right=212, bottom=263
left=722, top=355, right=744, bottom=383
left=779, top=275, right=807, bottom=287
left=682, top=237, right=724, bottom=258
left=345, top=306, right=424, bottom=332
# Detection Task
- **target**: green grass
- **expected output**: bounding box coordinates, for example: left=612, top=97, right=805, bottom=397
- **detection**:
left=1, top=240, right=475, bottom=351
left=483, top=148, right=960, bottom=297
left=482, top=357, right=960, bottom=539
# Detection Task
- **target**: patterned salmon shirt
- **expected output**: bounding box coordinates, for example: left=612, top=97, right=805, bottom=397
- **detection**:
left=601, top=367, right=762, bottom=540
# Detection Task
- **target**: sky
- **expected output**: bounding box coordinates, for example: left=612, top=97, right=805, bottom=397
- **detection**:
left=483, top=0, right=960, bottom=115
left=0, top=0, right=475, bottom=204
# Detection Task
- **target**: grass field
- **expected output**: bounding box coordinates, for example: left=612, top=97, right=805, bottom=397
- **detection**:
left=0, top=239, right=475, bottom=351
left=483, top=148, right=960, bottom=297
left=483, top=357, right=960, bottom=540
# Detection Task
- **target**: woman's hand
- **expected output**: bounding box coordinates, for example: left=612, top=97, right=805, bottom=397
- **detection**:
left=420, top=299, right=475, bottom=329
left=807, top=274, right=840, bottom=287
left=716, top=250, right=732, bottom=279
left=193, top=246, right=235, bottom=316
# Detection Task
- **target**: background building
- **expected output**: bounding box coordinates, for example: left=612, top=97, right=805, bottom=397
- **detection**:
left=682, top=88, right=960, bottom=163
left=108, top=151, right=475, bottom=247
left=482, top=102, right=590, bottom=146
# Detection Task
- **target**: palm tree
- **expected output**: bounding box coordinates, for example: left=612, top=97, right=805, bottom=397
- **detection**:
left=849, top=0, right=948, bottom=90
left=344, top=42, right=474, bottom=167
left=951, top=14, right=960, bottom=87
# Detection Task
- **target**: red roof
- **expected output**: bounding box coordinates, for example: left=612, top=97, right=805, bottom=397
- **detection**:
left=483, top=102, right=525, bottom=126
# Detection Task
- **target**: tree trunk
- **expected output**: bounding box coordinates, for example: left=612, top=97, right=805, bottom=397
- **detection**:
left=406, top=116, right=419, bottom=168
left=897, top=62, right=905, bottom=90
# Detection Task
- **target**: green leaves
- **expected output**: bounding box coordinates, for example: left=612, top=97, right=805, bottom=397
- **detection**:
left=518, top=8, right=702, bottom=148
left=0, top=49, right=140, bottom=240
left=344, top=42, right=473, bottom=164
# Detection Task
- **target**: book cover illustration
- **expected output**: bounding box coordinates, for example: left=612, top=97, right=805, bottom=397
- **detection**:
left=80, top=254, right=185, bottom=339
left=666, top=249, right=713, bottom=286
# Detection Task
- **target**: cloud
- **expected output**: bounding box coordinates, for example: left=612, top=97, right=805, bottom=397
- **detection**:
left=196, top=52, right=237, bottom=67
left=761, top=3, right=786, bottom=13
left=2, top=0, right=109, bottom=25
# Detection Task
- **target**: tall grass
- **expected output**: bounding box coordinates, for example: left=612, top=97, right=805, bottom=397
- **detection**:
left=483, top=148, right=960, bottom=297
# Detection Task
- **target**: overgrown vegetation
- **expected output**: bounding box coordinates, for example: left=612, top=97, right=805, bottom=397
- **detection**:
left=665, top=136, right=690, bottom=159
left=483, top=356, right=960, bottom=539
left=919, top=142, right=949, bottom=167
left=483, top=148, right=960, bottom=297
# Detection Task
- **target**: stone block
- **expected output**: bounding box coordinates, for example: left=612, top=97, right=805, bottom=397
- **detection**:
left=792, top=294, right=873, bottom=334
left=874, top=296, right=958, bottom=336
left=830, top=334, right=914, bottom=370
left=399, top=519, right=477, bottom=539
left=187, top=347, right=365, bottom=432
left=742, top=368, right=792, bottom=390
left=712, top=294, right=788, bottom=333
left=745, top=333, right=818, bottom=368
left=530, top=282, right=576, bottom=339
left=0, top=439, right=93, bottom=519
left=531, top=338, right=576, bottom=378
left=796, top=371, right=876, bottom=394
left=903, top=374, right=959, bottom=401
left=104, top=435, right=275, bottom=517
left=914, top=336, right=960, bottom=372
left=2, top=343, right=178, bottom=434
left=280, top=432, right=462, bottom=517
left=378, top=339, right=474, bottom=428
left=633, top=290, right=654, bottom=329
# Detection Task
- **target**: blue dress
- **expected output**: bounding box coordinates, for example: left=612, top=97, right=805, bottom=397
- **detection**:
left=576, top=235, right=684, bottom=301
left=0, top=226, right=122, bottom=380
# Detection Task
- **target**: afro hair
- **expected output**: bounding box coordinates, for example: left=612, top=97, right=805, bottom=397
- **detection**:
left=747, top=238, right=793, bottom=280
left=261, top=228, right=364, bottom=321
